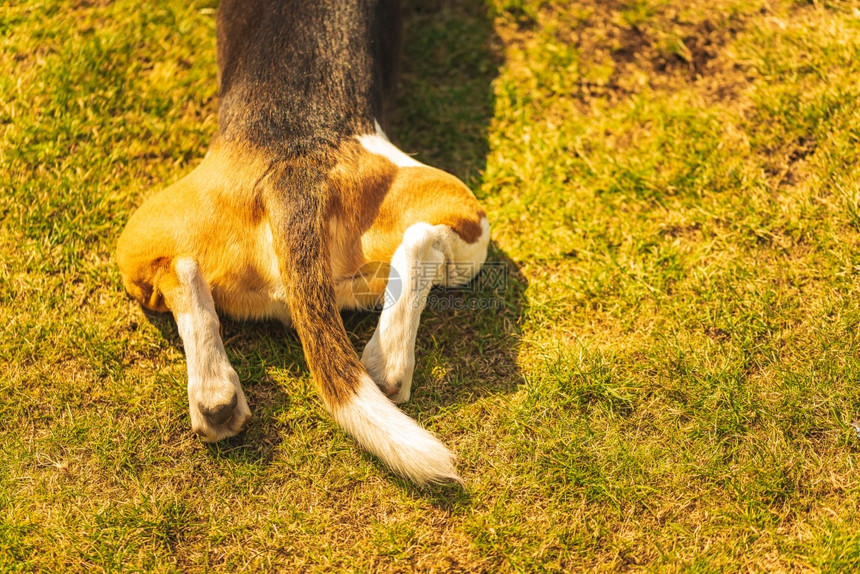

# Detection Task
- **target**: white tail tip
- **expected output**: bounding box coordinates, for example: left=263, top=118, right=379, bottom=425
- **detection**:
left=332, top=375, right=461, bottom=485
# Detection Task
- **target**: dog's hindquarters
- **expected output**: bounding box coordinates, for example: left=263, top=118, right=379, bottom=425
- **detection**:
left=116, top=0, right=488, bottom=484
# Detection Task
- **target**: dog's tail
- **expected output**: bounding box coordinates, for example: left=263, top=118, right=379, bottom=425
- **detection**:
left=264, top=166, right=460, bottom=485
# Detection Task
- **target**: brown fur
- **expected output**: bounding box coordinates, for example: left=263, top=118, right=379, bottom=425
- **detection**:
left=118, top=140, right=484, bottom=317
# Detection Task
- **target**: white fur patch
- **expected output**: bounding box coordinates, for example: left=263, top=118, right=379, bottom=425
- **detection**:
left=356, top=121, right=423, bottom=167
left=361, top=219, right=490, bottom=403
left=332, top=374, right=459, bottom=485
left=174, top=260, right=224, bottom=386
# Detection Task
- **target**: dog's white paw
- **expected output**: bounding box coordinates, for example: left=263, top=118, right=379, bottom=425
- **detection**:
left=187, top=366, right=251, bottom=442
left=361, top=331, right=415, bottom=403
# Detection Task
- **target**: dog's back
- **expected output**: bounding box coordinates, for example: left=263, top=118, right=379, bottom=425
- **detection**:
left=216, top=0, right=400, bottom=147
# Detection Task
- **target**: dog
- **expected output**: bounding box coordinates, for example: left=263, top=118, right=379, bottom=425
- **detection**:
left=116, top=0, right=489, bottom=484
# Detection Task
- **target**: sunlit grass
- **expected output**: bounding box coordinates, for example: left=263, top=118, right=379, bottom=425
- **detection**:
left=4, top=0, right=860, bottom=570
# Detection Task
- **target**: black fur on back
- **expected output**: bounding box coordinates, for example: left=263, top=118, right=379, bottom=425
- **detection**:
left=215, top=0, right=401, bottom=153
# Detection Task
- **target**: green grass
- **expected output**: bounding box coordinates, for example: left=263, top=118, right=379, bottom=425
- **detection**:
left=5, top=0, right=860, bottom=570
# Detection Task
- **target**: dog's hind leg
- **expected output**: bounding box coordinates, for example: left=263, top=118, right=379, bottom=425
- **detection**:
left=163, top=258, right=251, bottom=441
left=360, top=220, right=490, bottom=403
left=166, top=258, right=251, bottom=441
left=351, top=133, right=490, bottom=403
left=126, top=255, right=252, bottom=442
left=360, top=223, right=447, bottom=403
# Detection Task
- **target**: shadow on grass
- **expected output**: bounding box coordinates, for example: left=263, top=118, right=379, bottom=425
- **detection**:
left=141, top=0, right=525, bottom=491
left=384, top=0, right=527, bottom=408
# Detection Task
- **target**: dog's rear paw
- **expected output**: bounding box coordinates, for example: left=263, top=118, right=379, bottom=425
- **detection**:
left=188, top=370, right=251, bottom=442
left=361, top=334, right=414, bottom=403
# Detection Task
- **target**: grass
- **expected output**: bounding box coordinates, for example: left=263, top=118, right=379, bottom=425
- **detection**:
left=4, top=0, right=860, bottom=570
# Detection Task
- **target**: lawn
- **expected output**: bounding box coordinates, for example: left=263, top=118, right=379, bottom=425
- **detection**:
left=4, top=0, right=860, bottom=571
